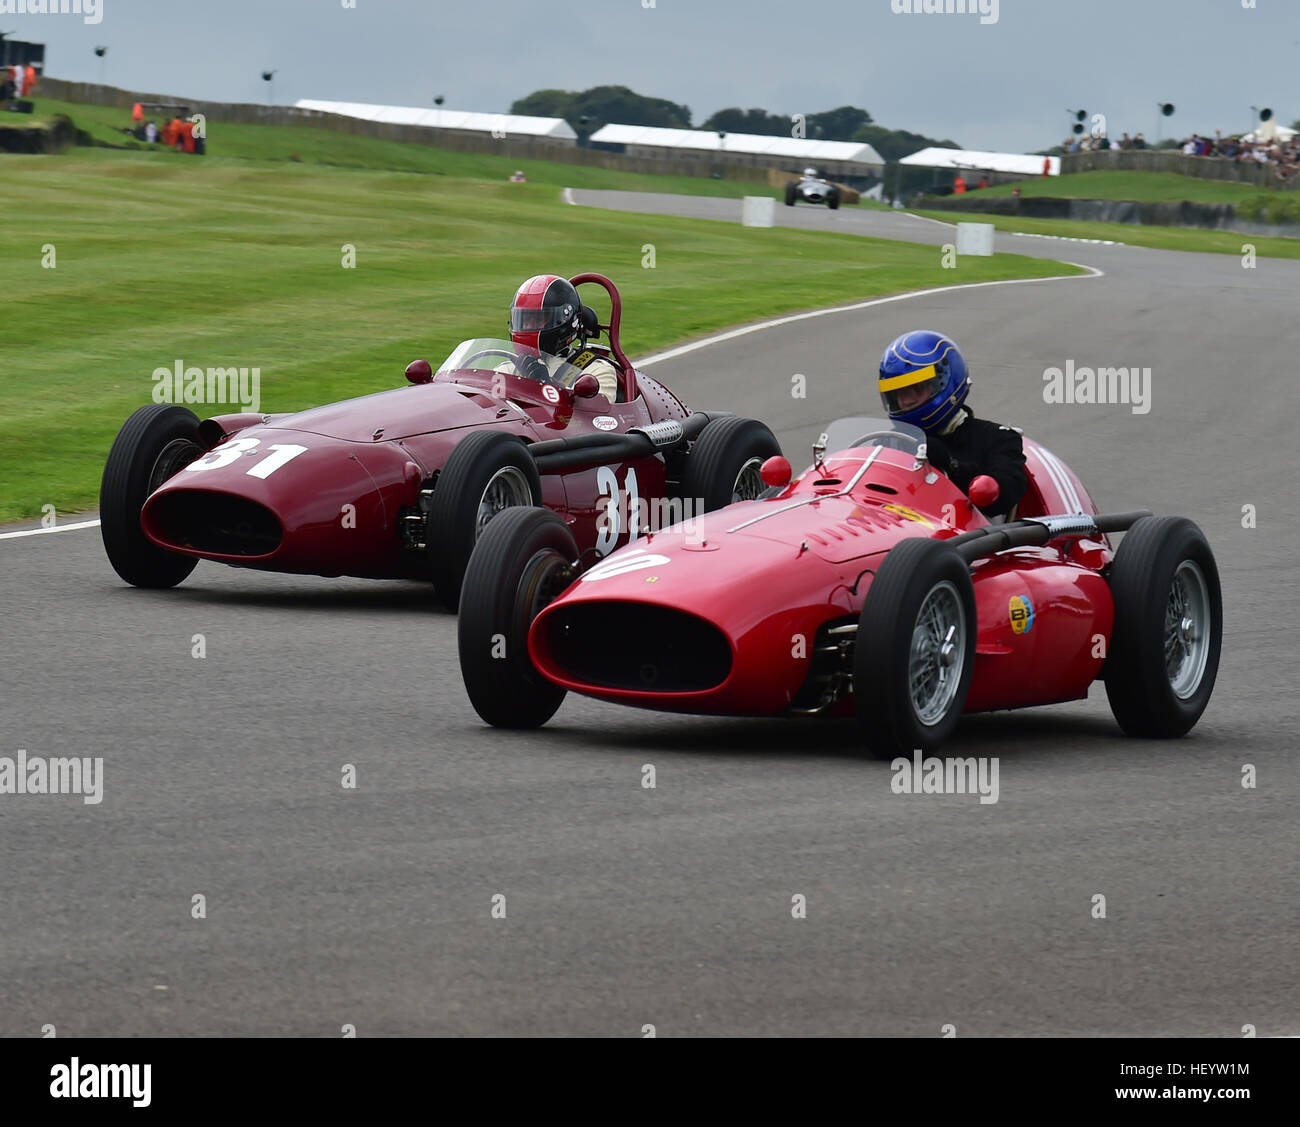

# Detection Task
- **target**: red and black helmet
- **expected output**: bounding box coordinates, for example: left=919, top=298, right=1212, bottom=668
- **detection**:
left=509, top=274, right=582, bottom=357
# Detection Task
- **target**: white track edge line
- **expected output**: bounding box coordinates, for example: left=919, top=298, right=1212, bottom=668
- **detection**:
left=635, top=265, right=1103, bottom=367
left=0, top=518, right=101, bottom=540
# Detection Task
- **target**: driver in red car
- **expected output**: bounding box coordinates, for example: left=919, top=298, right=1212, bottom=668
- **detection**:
left=506, top=274, right=620, bottom=400
left=879, top=329, right=1026, bottom=518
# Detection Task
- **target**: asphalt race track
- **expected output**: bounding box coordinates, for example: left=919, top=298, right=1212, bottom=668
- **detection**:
left=3, top=195, right=1296, bottom=1037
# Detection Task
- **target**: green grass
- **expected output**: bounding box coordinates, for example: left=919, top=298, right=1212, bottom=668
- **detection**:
left=0, top=149, right=1081, bottom=522
left=966, top=170, right=1277, bottom=205
left=908, top=208, right=1300, bottom=258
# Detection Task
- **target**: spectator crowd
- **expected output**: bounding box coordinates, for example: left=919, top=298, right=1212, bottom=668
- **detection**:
left=1062, top=127, right=1300, bottom=180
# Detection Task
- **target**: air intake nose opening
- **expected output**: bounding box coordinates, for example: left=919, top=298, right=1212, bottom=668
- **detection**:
left=146, top=492, right=283, bottom=557
left=543, top=602, right=732, bottom=693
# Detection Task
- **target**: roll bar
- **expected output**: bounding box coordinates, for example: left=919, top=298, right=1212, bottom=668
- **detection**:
left=569, top=272, right=636, bottom=402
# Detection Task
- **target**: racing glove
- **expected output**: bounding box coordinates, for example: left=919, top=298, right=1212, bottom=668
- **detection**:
left=924, top=433, right=957, bottom=476
left=516, top=353, right=550, bottom=383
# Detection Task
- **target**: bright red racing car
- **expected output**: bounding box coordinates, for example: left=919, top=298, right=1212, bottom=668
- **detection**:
left=457, top=415, right=1222, bottom=757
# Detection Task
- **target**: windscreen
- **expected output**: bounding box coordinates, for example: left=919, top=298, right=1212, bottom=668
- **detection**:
left=435, top=338, right=585, bottom=387
left=815, top=415, right=926, bottom=458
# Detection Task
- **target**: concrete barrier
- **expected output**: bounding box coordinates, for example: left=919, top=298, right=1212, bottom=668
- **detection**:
left=955, top=222, right=994, bottom=255
left=918, top=193, right=1300, bottom=238
left=742, top=196, right=776, bottom=227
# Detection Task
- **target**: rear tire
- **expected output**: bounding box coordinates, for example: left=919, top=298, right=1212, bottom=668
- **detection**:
left=854, top=538, right=976, bottom=758
left=785, top=182, right=797, bottom=206
left=1104, top=516, right=1222, bottom=737
left=428, top=430, right=541, bottom=610
left=100, top=404, right=203, bottom=588
left=458, top=507, right=576, bottom=728
left=679, top=416, right=781, bottom=512
left=827, top=188, right=841, bottom=210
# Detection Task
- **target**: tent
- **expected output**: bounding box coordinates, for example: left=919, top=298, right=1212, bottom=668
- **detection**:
left=587, top=124, right=883, bottom=167
left=1240, top=121, right=1297, bottom=144
left=899, top=147, right=1059, bottom=177
left=294, top=99, right=577, bottom=141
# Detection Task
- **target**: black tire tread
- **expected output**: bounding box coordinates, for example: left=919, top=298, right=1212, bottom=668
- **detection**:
left=458, top=507, right=574, bottom=728
left=854, top=537, right=976, bottom=759
left=1104, top=516, right=1222, bottom=738
left=679, top=416, right=781, bottom=513
left=100, top=404, right=202, bottom=588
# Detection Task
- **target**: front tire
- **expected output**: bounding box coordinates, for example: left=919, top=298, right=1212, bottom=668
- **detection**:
left=854, top=538, right=976, bottom=758
left=1104, top=516, right=1222, bottom=737
left=679, top=416, right=781, bottom=512
left=458, top=507, right=576, bottom=728
left=100, top=404, right=203, bottom=588
left=428, top=430, right=542, bottom=610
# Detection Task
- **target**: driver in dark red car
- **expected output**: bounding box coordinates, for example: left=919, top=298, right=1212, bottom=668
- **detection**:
left=507, top=274, right=620, bottom=400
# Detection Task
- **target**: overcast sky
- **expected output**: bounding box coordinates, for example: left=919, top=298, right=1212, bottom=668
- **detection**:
left=10, top=0, right=1298, bottom=151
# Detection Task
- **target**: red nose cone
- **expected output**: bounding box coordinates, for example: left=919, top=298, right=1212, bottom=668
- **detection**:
left=405, top=358, right=433, bottom=384
left=969, top=474, right=1000, bottom=508
left=760, top=455, right=792, bottom=488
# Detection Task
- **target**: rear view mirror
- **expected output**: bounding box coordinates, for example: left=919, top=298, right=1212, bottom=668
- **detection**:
left=760, top=455, right=792, bottom=488
left=405, top=358, right=433, bottom=385
left=572, top=373, right=602, bottom=399
left=969, top=475, right=1000, bottom=508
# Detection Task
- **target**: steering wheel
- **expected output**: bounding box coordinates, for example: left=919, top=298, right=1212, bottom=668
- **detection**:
left=462, top=348, right=527, bottom=369
left=849, top=430, right=920, bottom=453
left=460, top=348, right=551, bottom=383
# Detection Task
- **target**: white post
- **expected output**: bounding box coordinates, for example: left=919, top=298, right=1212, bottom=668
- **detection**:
left=742, top=196, right=776, bottom=227
left=955, top=222, right=995, bottom=256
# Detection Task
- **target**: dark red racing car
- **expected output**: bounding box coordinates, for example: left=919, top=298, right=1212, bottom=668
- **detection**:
left=458, top=416, right=1222, bottom=756
left=100, top=274, right=780, bottom=607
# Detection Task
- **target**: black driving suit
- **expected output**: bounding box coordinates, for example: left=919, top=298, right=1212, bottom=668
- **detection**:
left=923, top=408, right=1027, bottom=518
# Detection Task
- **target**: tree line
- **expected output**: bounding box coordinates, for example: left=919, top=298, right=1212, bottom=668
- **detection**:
left=509, top=85, right=959, bottom=165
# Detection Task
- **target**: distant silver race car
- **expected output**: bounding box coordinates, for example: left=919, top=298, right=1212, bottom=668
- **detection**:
left=785, top=167, right=842, bottom=210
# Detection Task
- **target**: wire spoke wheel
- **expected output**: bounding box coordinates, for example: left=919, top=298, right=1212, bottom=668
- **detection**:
left=908, top=580, right=966, bottom=726
left=854, top=538, right=975, bottom=757
left=1164, top=559, right=1211, bottom=700
left=731, top=457, right=766, bottom=503
left=476, top=466, right=533, bottom=538
left=150, top=438, right=203, bottom=492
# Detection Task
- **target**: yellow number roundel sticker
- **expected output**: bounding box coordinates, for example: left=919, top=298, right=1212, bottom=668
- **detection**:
left=1009, top=594, right=1035, bottom=635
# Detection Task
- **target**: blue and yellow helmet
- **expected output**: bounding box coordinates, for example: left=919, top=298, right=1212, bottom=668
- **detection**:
left=878, top=330, right=971, bottom=432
